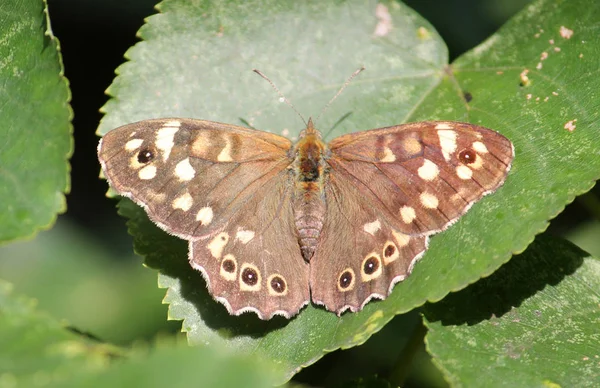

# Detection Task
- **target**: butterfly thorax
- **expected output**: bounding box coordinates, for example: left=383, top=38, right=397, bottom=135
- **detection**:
left=292, top=119, right=328, bottom=262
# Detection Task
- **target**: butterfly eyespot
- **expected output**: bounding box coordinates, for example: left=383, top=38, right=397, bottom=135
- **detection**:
left=222, top=258, right=236, bottom=273
left=384, top=244, right=396, bottom=258
left=383, top=239, right=401, bottom=264
left=219, top=254, right=237, bottom=281
left=268, top=275, right=287, bottom=295
left=207, top=232, right=230, bottom=259
left=361, top=254, right=383, bottom=281
left=241, top=267, right=259, bottom=286
left=338, top=268, right=355, bottom=292
left=137, top=148, right=155, bottom=164
left=363, top=256, right=380, bottom=275
left=458, top=149, right=477, bottom=164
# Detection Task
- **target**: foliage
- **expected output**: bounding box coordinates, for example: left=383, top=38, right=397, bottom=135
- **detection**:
left=1, top=0, right=599, bottom=386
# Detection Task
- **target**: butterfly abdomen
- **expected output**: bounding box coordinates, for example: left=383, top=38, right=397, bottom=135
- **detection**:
left=292, top=128, right=328, bottom=261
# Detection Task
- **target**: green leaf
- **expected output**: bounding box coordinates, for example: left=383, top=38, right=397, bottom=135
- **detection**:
left=423, top=235, right=600, bottom=387
left=396, top=0, right=600, bottom=317
left=0, top=279, right=121, bottom=386
left=0, top=221, right=176, bottom=344
left=0, top=280, right=279, bottom=387
left=98, top=0, right=600, bottom=383
left=104, top=1, right=447, bottom=382
left=68, top=342, right=278, bottom=388
left=0, top=0, right=72, bottom=243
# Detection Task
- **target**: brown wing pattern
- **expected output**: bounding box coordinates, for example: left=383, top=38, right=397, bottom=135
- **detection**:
left=99, top=118, right=309, bottom=318
left=310, top=170, right=428, bottom=314
left=100, top=117, right=513, bottom=318
left=327, top=121, right=514, bottom=236
left=98, top=118, right=293, bottom=240
left=190, top=169, right=309, bottom=319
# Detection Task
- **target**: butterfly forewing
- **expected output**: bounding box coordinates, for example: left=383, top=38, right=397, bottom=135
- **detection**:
left=98, top=118, right=292, bottom=240
left=327, top=121, right=514, bottom=236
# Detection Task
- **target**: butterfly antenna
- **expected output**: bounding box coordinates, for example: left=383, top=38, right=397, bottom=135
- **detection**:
left=315, top=66, right=365, bottom=123
left=253, top=69, right=307, bottom=126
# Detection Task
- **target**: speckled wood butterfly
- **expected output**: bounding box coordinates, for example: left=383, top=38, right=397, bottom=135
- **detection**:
left=98, top=98, right=513, bottom=320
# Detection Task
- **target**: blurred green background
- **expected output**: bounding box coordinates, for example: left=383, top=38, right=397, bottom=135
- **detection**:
left=1, top=0, right=598, bottom=385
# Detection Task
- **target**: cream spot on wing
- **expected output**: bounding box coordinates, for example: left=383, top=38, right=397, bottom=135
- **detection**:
left=239, top=263, right=261, bottom=291
left=125, top=138, right=143, bottom=151
left=363, top=219, right=381, bottom=235
left=156, top=126, right=179, bottom=161
left=172, top=192, right=193, bottom=211
left=150, top=191, right=167, bottom=203
left=472, top=141, right=488, bottom=154
left=438, top=129, right=457, bottom=161
left=402, top=136, right=422, bottom=156
left=220, top=254, right=237, bottom=281
left=400, top=206, right=416, bottom=224
left=435, top=123, right=454, bottom=130
left=470, top=154, right=484, bottom=170
left=456, top=165, right=473, bottom=180
left=391, top=229, right=410, bottom=248
left=129, top=154, right=142, bottom=169
left=217, top=137, right=233, bottom=162
left=420, top=192, right=439, bottom=209
left=382, top=241, right=400, bottom=264
left=361, top=253, right=383, bottom=282
left=164, top=120, right=182, bottom=128
left=191, top=132, right=212, bottom=156
left=379, top=147, right=396, bottom=162
left=417, top=159, right=439, bottom=181
left=138, top=165, right=157, bottom=180
left=175, top=158, right=195, bottom=181
left=207, top=232, right=229, bottom=259
left=196, top=206, right=214, bottom=225
left=235, top=229, right=255, bottom=244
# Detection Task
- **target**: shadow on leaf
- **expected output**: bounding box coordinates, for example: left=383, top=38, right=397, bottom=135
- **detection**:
left=423, top=234, right=587, bottom=326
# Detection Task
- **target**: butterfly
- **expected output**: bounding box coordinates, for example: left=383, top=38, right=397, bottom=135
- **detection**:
left=98, top=117, right=513, bottom=319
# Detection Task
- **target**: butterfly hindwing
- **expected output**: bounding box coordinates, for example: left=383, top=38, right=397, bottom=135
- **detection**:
left=189, top=169, right=309, bottom=319
left=310, top=171, right=428, bottom=314
left=98, top=118, right=292, bottom=240
left=327, top=121, right=514, bottom=236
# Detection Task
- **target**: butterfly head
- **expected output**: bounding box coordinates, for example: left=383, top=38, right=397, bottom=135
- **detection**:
left=294, top=118, right=327, bottom=157
left=300, top=118, right=321, bottom=138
